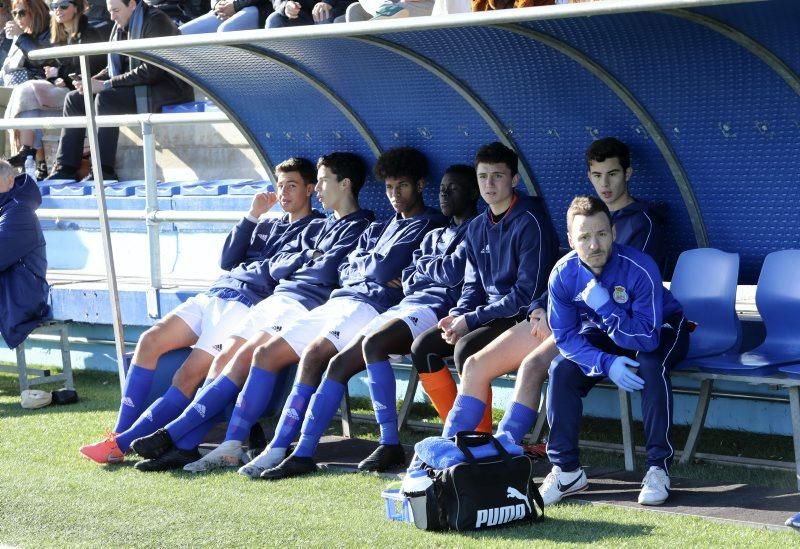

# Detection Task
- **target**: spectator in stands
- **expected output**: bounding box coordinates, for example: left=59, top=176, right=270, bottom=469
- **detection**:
left=0, top=4, right=14, bottom=68
left=78, top=157, right=323, bottom=465
left=265, top=0, right=351, bottom=28
left=410, top=142, right=558, bottom=439
left=0, top=160, right=50, bottom=350
left=128, top=152, right=375, bottom=472
left=5, top=0, right=105, bottom=179
left=179, top=0, right=272, bottom=33
left=0, top=0, right=50, bottom=87
left=445, top=137, right=665, bottom=452
left=344, top=0, right=432, bottom=21
left=247, top=164, right=478, bottom=479
left=541, top=195, right=689, bottom=507
left=130, top=147, right=445, bottom=474
left=45, top=0, right=193, bottom=182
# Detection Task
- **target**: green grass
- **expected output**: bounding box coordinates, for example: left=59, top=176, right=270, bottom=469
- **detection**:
left=0, top=370, right=796, bottom=547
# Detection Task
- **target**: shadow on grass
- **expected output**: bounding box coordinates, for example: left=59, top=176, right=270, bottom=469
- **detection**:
left=454, top=512, right=653, bottom=542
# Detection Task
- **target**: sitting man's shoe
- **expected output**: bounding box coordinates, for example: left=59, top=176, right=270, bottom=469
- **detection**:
left=44, top=166, right=78, bottom=181
left=134, top=448, right=201, bottom=472
left=785, top=511, right=800, bottom=530
left=357, top=444, right=406, bottom=472
left=539, top=465, right=588, bottom=505
left=7, top=145, right=37, bottom=168
left=260, top=455, right=318, bottom=480
left=130, top=428, right=174, bottom=459
left=81, top=169, right=119, bottom=182
left=638, top=466, right=670, bottom=505
left=79, top=432, right=125, bottom=464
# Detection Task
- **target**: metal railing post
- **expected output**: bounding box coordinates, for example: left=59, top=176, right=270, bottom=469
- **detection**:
left=141, top=121, right=162, bottom=318
left=79, top=55, right=127, bottom=390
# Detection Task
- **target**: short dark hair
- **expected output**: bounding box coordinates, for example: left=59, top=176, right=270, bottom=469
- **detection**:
left=275, top=157, right=316, bottom=185
left=374, top=147, right=428, bottom=183
left=566, top=195, right=612, bottom=229
left=474, top=142, right=518, bottom=177
left=585, top=137, right=631, bottom=171
left=317, top=152, right=367, bottom=198
left=444, top=164, right=479, bottom=193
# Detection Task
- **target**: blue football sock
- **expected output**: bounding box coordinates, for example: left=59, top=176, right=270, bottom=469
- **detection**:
left=497, top=401, right=537, bottom=445
left=269, top=382, right=315, bottom=450
left=116, top=385, right=190, bottom=452
left=292, top=378, right=345, bottom=458
left=224, top=368, right=277, bottom=442
left=366, top=360, right=399, bottom=445
left=173, top=378, right=223, bottom=451
left=113, top=365, right=155, bottom=433
left=442, top=394, right=486, bottom=438
left=165, top=375, right=240, bottom=443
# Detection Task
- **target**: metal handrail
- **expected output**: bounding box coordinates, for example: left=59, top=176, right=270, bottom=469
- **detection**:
left=0, top=111, right=229, bottom=130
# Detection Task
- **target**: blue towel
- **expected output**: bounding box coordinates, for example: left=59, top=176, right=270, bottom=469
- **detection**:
left=410, top=432, right=523, bottom=472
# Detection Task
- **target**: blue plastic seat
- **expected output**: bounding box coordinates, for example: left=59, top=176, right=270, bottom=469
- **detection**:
left=670, top=248, right=741, bottom=366
left=696, top=249, right=800, bottom=375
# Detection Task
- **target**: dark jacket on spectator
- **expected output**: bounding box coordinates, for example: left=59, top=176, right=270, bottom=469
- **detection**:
left=232, top=0, right=273, bottom=27
left=94, top=2, right=193, bottom=112
left=11, top=28, right=52, bottom=80
left=53, top=14, right=106, bottom=90
left=0, top=174, right=50, bottom=349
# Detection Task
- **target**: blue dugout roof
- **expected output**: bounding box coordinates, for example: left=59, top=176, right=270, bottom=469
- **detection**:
left=32, top=0, right=800, bottom=283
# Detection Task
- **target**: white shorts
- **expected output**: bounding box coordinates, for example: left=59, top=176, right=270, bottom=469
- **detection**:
left=358, top=303, right=439, bottom=341
left=234, top=294, right=310, bottom=341
left=280, top=297, right=379, bottom=356
left=172, top=293, right=250, bottom=356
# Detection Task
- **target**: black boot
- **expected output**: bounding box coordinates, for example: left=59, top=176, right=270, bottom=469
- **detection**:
left=35, top=160, right=48, bottom=181
left=130, top=428, right=175, bottom=459
left=7, top=145, right=37, bottom=168
left=357, top=444, right=406, bottom=472
left=134, top=448, right=202, bottom=472
left=44, top=165, right=79, bottom=181
left=260, top=455, right=318, bottom=480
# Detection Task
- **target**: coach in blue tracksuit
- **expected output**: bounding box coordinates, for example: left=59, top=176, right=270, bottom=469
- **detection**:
left=540, top=195, right=689, bottom=507
left=0, top=166, right=50, bottom=350
left=411, top=142, right=559, bottom=436
left=240, top=164, right=479, bottom=478
left=80, top=157, right=323, bottom=465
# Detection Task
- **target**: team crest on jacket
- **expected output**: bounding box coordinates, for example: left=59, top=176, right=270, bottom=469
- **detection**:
left=613, top=286, right=629, bottom=304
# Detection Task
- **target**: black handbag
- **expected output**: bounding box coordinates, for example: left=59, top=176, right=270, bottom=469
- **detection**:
left=410, top=432, right=544, bottom=532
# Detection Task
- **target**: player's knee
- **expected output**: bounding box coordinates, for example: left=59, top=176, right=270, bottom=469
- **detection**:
left=251, top=343, right=274, bottom=371
left=361, top=333, right=384, bottom=363
left=325, top=354, right=349, bottom=384
left=172, top=363, right=205, bottom=394
left=137, top=326, right=170, bottom=360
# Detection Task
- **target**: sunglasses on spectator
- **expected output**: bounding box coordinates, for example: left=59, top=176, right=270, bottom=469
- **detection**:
left=50, top=0, right=74, bottom=10
left=11, top=8, right=26, bottom=17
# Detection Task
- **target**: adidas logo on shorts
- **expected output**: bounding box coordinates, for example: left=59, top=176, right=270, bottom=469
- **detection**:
left=287, top=408, right=300, bottom=421
left=121, top=396, right=135, bottom=408
left=408, top=316, right=418, bottom=325
left=373, top=401, right=387, bottom=411
left=194, top=403, right=207, bottom=418
left=328, top=330, right=341, bottom=340
left=212, top=344, right=223, bottom=352
left=271, top=325, right=282, bottom=333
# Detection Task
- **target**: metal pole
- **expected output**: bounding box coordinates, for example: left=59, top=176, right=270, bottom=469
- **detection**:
left=141, top=121, right=162, bottom=318
left=79, top=55, right=127, bottom=389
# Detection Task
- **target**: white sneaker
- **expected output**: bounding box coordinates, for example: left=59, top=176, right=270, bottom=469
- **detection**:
left=540, top=465, right=588, bottom=505
left=237, top=447, right=287, bottom=479
left=638, top=466, right=670, bottom=505
left=183, top=440, right=243, bottom=473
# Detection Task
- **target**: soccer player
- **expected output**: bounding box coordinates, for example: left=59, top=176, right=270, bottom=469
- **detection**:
left=131, top=147, right=445, bottom=472
left=410, top=142, right=559, bottom=439
left=250, top=164, right=479, bottom=479
left=125, top=152, right=375, bottom=471
left=447, top=137, right=666, bottom=445
left=541, top=195, right=689, bottom=506
left=78, top=157, right=322, bottom=464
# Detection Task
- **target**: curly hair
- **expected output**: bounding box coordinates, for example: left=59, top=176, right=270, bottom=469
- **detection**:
left=374, top=147, right=428, bottom=183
